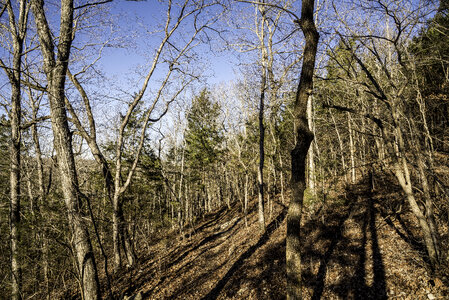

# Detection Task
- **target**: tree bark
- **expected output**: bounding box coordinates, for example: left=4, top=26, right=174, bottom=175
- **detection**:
left=257, top=62, right=267, bottom=231
left=9, top=50, right=23, bottom=300
left=113, top=198, right=122, bottom=270
left=348, top=112, right=356, bottom=183
left=287, top=1, right=318, bottom=299
left=30, top=0, right=100, bottom=298
left=1, top=1, right=29, bottom=298
left=307, top=95, right=316, bottom=194
left=390, top=109, right=440, bottom=267
left=416, top=153, right=440, bottom=263
left=257, top=1, right=267, bottom=232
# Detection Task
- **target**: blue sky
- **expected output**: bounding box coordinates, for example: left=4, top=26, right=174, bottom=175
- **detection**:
left=96, top=0, right=236, bottom=87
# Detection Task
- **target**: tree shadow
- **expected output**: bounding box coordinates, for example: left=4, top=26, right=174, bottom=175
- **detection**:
left=167, top=216, right=241, bottom=272
left=183, top=205, right=229, bottom=238
left=125, top=217, right=242, bottom=299
left=301, top=181, right=387, bottom=299
left=201, top=208, right=287, bottom=300
left=373, top=174, right=431, bottom=268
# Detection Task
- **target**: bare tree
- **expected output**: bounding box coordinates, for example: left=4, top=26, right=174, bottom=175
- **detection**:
left=110, top=0, right=221, bottom=270
left=234, top=0, right=302, bottom=230
left=30, top=0, right=101, bottom=298
left=327, top=0, right=441, bottom=268
left=0, top=1, right=29, bottom=298
left=62, top=0, right=223, bottom=270
left=287, top=0, right=318, bottom=299
left=256, top=1, right=267, bottom=232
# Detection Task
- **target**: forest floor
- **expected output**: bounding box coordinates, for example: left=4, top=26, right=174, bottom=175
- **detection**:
left=96, top=175, right=448, bottom=300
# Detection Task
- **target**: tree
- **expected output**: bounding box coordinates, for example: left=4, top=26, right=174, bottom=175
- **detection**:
left=30, top=0, right=101, bottom=298
left=58, top=0, right=224, bottom=271
left=0, top=116, right=12, bottom=297
left=287, top=0, right=319, bottom=299
left=256, top=1, right=268, bottom=232
left=325, top=0, right=442, bottom=269
left=232, top=0, right=302, bottom=230
left=106, top=0, right=222, bottom=270
left=0, top=1, right=29, bottom=298
left=410, top=1, right=449, bottom=151
left=184, top=88, right=223, bottom=213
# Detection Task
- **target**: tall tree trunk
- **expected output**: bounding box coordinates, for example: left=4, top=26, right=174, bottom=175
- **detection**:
left=28, top=88, right=52, bottom=299
left=416, top=153, right=440, bottom=262
left=2, top=2, right=29, bottom=298
left=9, top=61, right=22, bottom=300
left=244, top=172, right=249, bottom=227
left=257, top=1, right=267, bottom=232
left=30, top=0, right=100, bottom=298
left=31, top=118, right=51, bottom=299
left=279, top=149, right=286, bottom=204
left=384, top=107, right=440, bottom=268
left=287, top=1, right=318, bottom=299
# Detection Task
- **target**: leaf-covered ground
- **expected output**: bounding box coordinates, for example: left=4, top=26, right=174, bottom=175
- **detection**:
left=72, top=176, right=449, bottom=299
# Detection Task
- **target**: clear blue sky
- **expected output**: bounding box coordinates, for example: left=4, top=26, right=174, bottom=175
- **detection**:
left=97, top=0, right=236, bottom=87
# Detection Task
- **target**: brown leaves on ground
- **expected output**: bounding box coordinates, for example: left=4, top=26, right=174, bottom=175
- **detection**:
left=101, top=181, right=448, bottom=299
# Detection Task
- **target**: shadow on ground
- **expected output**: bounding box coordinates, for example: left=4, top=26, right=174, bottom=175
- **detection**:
left=301, top=181, right=388, bottom=299
left=99, top=174, right=448, bottom=300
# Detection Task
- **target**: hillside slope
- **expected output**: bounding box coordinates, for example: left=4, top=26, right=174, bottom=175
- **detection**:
left=93, top=180, right=448, bottom=300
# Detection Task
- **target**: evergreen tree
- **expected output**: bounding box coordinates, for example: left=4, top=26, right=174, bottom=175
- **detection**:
left=410, top=1, right=449, bottom=150
left=185, top=89, right=223, bottom=173
left=411, top=2, right=449, bottom=95
left=184, top=88, right=223, bottom=212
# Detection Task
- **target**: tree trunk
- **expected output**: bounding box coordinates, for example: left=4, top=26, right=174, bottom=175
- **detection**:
left=9, top=48, right=23, bottom=300
left=307, top=95, right=316, bottom=195
left=388, top=108, right=440, bottom=267
left=28, top=85, right=52, bottom=299
left=9, top=83, right=22, bottom=300
left=416, top=154, right=440, bottom=262
left=279, top=150, right=286, bottom=204
left=123, top=220, right=136, bottom=267
left=31, top=0, right=100, bottom=298
left=393, top=160, right=440, bottom=266
left=245, top=173, right=249, bottom=227
left=348, top=112, right=356, bottom=183
left=113, top=197, right=122, bottom=270
left=287, top=1, right=319, bottom=299
left=329, top=110, right=347, bottom=181
left=257, top=2, right=267, bottom=232
left=113, top=194, right=136, bottom=270
left=2, top=1, right=29, bottom=298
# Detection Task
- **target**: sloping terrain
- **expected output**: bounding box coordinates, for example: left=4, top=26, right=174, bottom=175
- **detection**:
left=95, top=179, right=448, bottom=300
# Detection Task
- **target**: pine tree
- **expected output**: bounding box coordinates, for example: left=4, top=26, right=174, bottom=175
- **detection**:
left=185, top=89, right=223, bottom=172
left=410, top=1, right=449, bottom=151
left=184, top=88, right=223, bottom=212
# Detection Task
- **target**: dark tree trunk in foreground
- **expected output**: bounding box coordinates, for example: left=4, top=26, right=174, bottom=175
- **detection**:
left=257, top=2, right=267, bottom=232
left=31, top=0, right=101, bottom=298
left=287, top=0, right=319, bottom=299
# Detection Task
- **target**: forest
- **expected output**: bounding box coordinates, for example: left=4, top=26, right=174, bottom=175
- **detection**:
left=0, top=0, right=448, bottom=299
